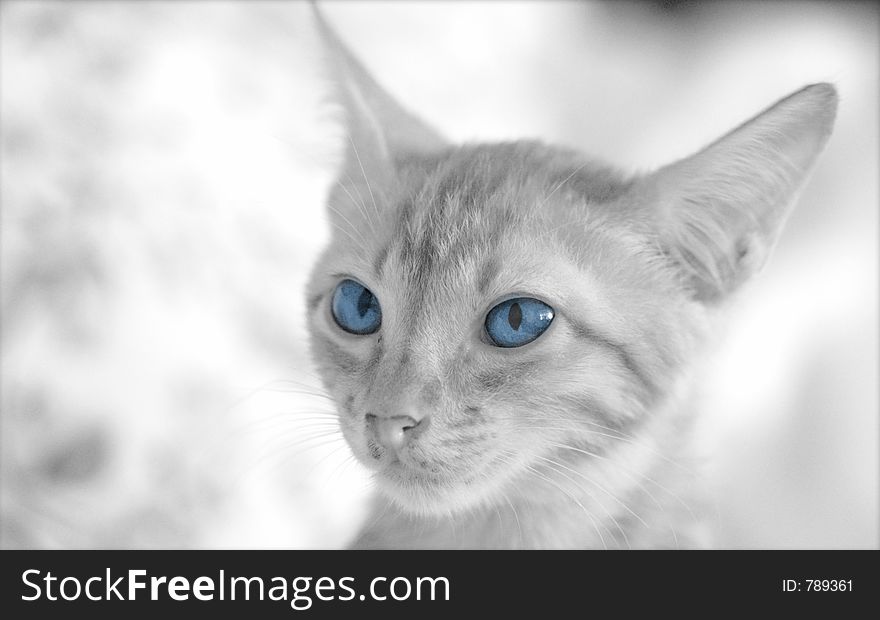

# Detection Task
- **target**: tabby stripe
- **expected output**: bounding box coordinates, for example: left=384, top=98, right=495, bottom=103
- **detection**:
left=314, top=333, right=360, bottom=373
left=569, top=319, right=656, bottom=395
left=307, top=293, right=324, bottom=313
left=373, top=245, right=390, bottom=279
left=476, top=258, right=499, bottom=295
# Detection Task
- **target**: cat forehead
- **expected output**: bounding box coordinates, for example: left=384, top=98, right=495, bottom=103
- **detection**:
left=318, top=140, right=646, bottom=316
left=395, top=142, right=632, bottom=209
left=320, top=142, right=641, bottom=291
left=373, top=142, right=634, bottom=258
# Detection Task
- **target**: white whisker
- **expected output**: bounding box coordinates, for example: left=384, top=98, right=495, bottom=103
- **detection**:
left=534, top=455, right=630, bottom=549
left=523, top=464, right=609, bottom=550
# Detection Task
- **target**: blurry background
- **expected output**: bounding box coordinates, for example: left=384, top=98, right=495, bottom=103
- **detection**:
left=1, top=0, right=876, bottom=549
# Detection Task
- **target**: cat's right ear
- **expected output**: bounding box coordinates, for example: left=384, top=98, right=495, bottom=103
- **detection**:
left=312, top=4, right=448, bottom=197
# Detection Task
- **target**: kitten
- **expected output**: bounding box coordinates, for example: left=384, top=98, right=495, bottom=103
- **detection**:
left=305, top=8, right=837, bottom=548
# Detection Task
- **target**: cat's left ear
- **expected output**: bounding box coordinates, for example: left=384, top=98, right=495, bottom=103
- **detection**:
left=312, top=4, right=448, bottom=186
left=640, top=83, right=837, bottom=303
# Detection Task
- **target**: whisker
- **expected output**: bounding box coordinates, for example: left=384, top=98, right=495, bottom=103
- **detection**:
left=247, top=434, right=348, bottom=486
left=549, top=441, right=698, bottom=530
left=326, top=203, right=371, bottom=257
left=534, top=455, right=630, bottom=549
left=338, top=172, right=380, bottom=238
left=326, top=201, right=370, bottom=247
left=224, top=431, right=338, bottom=491
left=340, top=170, right=379, bottom=237
left=324, top=451, right=359, bottom=486
left=359, top=496, right=393, bottom=546
left=244, top=428, right=345, bottom=472
left=229, top=415, right=339, bottom=439
left=255, top=386, right=337, bottom=401
left=538, top=161, right=590, bottom=210
left=523, top=464, right=609, bottom=549
left=501, top=492, right=524, bottom=548
left=503, top=413, right=702, bottom=479
left=347, top=135, right=383, bottom=226
left=306, top=441, right=353, bottom=479
left=536, top=453, right=648, bottom=529
left=495, top=449, right=527, bottom=548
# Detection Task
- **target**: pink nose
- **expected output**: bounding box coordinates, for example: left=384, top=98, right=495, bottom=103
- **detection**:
left=366, top=414, right=422, bottom=451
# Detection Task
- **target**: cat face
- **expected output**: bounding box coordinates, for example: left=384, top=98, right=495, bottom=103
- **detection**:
left=306, top=8, right=836, bottom=516
left=306, top=143, right=701, bottom=515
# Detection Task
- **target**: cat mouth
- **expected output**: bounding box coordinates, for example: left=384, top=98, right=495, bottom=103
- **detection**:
left=362, top=441, right=448, bottom=486
left=369, top=444, right=438, bottom=477
left=377, top=460, right=449, bottom=501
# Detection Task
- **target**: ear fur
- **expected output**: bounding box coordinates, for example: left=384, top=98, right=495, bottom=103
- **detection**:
left=311, top=3, right=447, bottom=185
left=641, top=83, right=837, bottom=303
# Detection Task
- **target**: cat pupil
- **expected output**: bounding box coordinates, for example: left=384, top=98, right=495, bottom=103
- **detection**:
left=357, top=288, right=373, bottom=317
left=508, top=302, right=522, bottom=331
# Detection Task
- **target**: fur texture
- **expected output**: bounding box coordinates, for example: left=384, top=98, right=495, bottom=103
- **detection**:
left=305, top=7, right=837, bottom=549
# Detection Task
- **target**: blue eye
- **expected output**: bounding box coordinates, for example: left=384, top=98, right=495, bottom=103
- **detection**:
left=331, top=279, right=382, bottom=335
left=485, top=297, right=554, bottom=348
